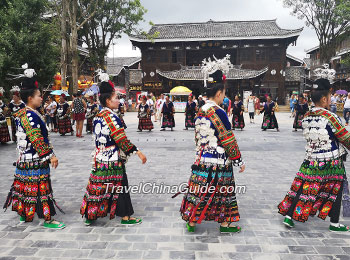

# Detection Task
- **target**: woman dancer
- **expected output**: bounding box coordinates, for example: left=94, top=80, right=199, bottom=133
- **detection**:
left=80, top=73, right=147, bottom=226
left=278, top=78, right=350, bottom=232
left=180, top=68, right=245, bottom=233
left=3, top=66, right=65, bottom=229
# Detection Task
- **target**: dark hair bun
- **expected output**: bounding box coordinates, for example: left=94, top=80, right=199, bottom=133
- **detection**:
left=209, top=70, right=224, bottom=83
left=21, top=77, right=38, bottom=90
left=100, top=81, right=114, bottom=94
left=313, top=78, right=331, bottom=91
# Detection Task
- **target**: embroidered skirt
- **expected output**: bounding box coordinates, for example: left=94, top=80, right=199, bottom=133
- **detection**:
left=180, top=164, right=240, bottom=224
left=0, top=120, right=10, bottom=143
left=293, top=112, right=305, bottom=129
left=232, top=114, right=245, bottom=129
left=138, top=117, right=153, bottom=130
left=278, top=158, right=345, bottom=222
left=262, top=113, right=278, bottom=129
left=58, top=118, right=73, bottom=135
left=185, top=113, right=195, bottom=128
left=4, top=160, right=63, bottom=222
left=80, top=160, right=134, bottom=220
left=86, top=117, right=94, bottom=132
left=162, top=114, right=175, bottom=128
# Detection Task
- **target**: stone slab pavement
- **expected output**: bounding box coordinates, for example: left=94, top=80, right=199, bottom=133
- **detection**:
left=0, top=111, right=350, bottom=260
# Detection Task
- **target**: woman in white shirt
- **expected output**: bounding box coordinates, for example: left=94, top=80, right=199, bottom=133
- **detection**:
left=247, top=95, right=255, bottom=124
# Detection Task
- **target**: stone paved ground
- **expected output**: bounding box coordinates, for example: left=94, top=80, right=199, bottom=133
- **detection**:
left=1, top=111, right=350, bottom=260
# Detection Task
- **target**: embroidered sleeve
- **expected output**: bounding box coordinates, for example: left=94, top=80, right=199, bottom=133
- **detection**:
left=101, top=111, right=138, bottom=156
left=207, top=107, right=243, bottom=166
left=16, top=109, right=53, bottom=159
left=329, top=114, right=350, bottom=150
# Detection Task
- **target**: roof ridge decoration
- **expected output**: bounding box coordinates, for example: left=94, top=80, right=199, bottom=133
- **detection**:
left=201, top=55, right=233, bottom=87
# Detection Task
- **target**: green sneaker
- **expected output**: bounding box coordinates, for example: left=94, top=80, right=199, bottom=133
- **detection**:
left=329, top=224, right=350, bottom=232
left=84, top=219, right=94, bottom=226
left=19, top=216, right=25, bottom=223
left=121, top=217, right=142, bottom=225
left=220, top=225, right=241, bottom=233
left=43, top=220, right=66, bottom=230
left=283, top=217, right=294, bottom=228
left=186, top=223, right=195, bottom=232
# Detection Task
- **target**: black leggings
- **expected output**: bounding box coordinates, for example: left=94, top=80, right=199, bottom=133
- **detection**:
left=286, top=182, right=343, bottom=223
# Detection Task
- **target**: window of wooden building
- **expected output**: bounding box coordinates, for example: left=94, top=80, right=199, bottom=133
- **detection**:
left=256, top=49, right=267, bottom=61
left=270, top=48, right=282, bottom=62
left=158, top=51, right=169, bottom=63
left=146, top=51, right=156, bottom=63
left=172, top=51, right=178, bottom=63
left=240, top=49, right=253, bottom=62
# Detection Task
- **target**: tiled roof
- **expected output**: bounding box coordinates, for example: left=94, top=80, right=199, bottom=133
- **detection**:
left=285, top=66, right=305, bottom=82
left=157, top=66, right=268, bottom=81
left=286, top=53, right=304, bottom=65
left=130, top=19, right=303, bottom=42
left=106, top=57, right=141, bottom=76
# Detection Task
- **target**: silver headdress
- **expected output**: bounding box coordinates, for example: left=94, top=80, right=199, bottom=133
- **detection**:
left=201, top=54, right=233, bottom=87
left=7, top=63, right=36, bottom=80
left=98, top=71, right=110, bottom=82
left=313, top=64, right=336, bottom=85
left=0, top=87, right=4, bottom=96
left=10, top=85, right=20, bottom=93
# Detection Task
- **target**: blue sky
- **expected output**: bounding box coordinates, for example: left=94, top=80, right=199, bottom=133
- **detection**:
left=107, top=0, right=319, bottom=60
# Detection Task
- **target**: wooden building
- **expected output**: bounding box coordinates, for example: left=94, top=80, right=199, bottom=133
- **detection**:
left=130, top=19, right=303, bottom=103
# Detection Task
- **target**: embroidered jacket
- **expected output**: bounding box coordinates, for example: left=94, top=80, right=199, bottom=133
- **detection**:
left=194, top=101, right=243, bottom=167
left=14, top=108, right=53, bottom=161
left=138, top=103, right=149, bottom=118
left=302, top=107, right=350, bottom=160
left=57, top=102, right=71, bottom=120
left=8, top=101, right=25, bottom=116
left=86, top=103, right=98, bottom=119
left=92, top=109, right=137, bottom=165
left=261, top=101, right=275, bottom=115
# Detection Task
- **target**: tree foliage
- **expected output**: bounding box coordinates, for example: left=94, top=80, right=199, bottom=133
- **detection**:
left=283, top=0, right=350, bottom=62
left=0, top=0, right=59, bottom=98
left=79, top=0, right=147, bottom=69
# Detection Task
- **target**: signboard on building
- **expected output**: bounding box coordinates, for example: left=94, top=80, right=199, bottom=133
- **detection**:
left=129, top=85, right=143, bottom=91
left=144, top=82, right=162, bottom=89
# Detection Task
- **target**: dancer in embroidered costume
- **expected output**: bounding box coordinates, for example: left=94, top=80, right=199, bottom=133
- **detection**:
left=80, top=73, right=147, bottom=226
left=278, top=78, right=350, bottom=232
left=86, top=95, right=99, bottom=133
left=180, top=56, right=245, bottom=233
left=3, top=65, right=65, bottom=229
left=160, top=95, right=175, bottom=131
left=261, top=95, right=279, bottom=131
left=293, top=96, right=309, bottom=132
left=184, top=94, right=197, bottom=130
left=0, top=87, right=11, bottom=143
left=138, top=96, right=153, bottom=132
left=8, top=86, right=25, bottom=142
left=231, top=95, right=245, bottom=130
left=57, top=93, right=73, bottom=136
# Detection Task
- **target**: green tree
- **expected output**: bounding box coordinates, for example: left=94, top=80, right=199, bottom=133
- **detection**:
left=0, top=0, right=59, bottom=97
left=79, top=0, right=147, bottom=69
left=283, top=0, right=350, bottom=63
